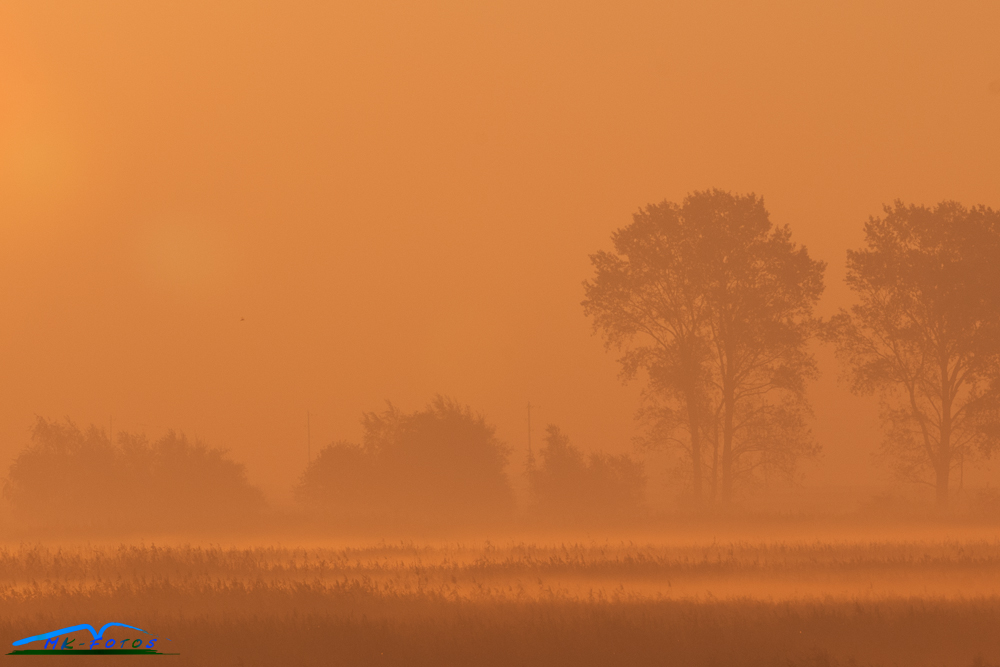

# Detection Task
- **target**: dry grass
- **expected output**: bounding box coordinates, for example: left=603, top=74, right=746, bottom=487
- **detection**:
left=3, top=537, right=1000, bottom=666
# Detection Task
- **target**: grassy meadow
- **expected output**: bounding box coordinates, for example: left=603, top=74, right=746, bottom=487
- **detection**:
left=4, top=523, right=1000, bottom=666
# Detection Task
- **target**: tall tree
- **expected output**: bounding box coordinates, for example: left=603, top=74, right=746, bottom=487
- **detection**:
left=584, top=190, right=824, bottom=506
left=582, top=200, right=710, bottom=502
left=690, top=191, right=824, bottom=504
left=826, top=201, right=1000, bottom=508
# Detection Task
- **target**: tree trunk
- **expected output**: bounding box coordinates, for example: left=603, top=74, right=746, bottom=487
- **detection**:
left=935, top=463, right=950, bottom=509
left=710, top=434, right=718, bottom=503
left=937, top=352, right=952, bottom=510
left=685, top=385, right=703, bottom=505
left=721, top=387, right=734, bottom=507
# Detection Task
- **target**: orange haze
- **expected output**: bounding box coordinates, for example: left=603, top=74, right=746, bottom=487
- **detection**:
left=1, top=1, right=998, bottom=504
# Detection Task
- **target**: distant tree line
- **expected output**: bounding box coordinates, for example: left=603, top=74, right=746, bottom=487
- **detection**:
left=2, top=402, right=647, bottom=531
left=294, top=396, right=646, bottom=525
left=4, top=193, right=998, bottom=524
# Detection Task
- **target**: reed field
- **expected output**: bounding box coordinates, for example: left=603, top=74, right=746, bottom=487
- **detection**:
left=4, top=525, right=1000, bottom=666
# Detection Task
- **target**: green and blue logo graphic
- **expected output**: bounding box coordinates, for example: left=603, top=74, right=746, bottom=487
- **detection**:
left=8, top=623, right=175, bottom=655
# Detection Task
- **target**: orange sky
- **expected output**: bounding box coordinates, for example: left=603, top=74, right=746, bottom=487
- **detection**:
left=1, top=1, right=998, bottom=503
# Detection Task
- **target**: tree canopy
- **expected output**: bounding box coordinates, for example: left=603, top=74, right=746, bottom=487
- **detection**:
left=296, top=396, right=514, bottom=523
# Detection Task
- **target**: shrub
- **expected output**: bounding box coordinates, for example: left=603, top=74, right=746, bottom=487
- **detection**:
left=527, top=425, right=645, bottom=523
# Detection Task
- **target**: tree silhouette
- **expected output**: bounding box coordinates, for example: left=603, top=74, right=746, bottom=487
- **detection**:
left=296, top=396, right=514, bottom=522
left=295, top=441, right=376, bottom=511
left=826, top=201, right=1000, bottom=508
left=526, top=425, right=645, bottom=522
left=584, top=190, right=824, bottom=506
left=582, top=199, right=711, bottom=503
left=3, top=417, right=264, bottom=529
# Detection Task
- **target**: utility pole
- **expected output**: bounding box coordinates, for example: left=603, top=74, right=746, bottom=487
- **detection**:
left=526, top=402, right=541, bottom=465
left=528, top=401, right=532, bottom=458
left=525, top=401, right=535, bottom=472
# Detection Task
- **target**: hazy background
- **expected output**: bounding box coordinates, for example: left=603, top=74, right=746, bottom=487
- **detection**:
left=2, top=0, right=998, bottom=506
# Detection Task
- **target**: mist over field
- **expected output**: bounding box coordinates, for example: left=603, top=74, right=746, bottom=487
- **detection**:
left=2, top=1, right=1000, bottom=664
